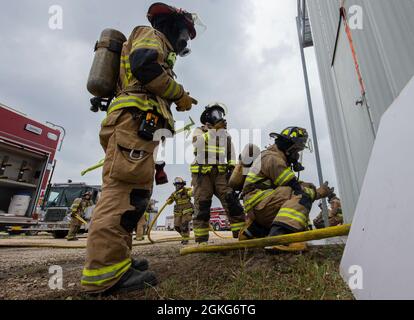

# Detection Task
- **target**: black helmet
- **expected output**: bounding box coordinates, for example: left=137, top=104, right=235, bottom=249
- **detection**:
left=270, top=127, right=309, bottom=152
left=147, top=2, right=197, bottom=40
left=200, top=103, right=227, bottom=125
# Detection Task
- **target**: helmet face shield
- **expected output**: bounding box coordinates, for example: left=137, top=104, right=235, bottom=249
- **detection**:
left=173, top=177, right=186, bottom=187
left=209, top=109, right=226, bottom=125
left=291, top=136, right=308, bottom=153
left=191, top=13, right=207, bottom=38
left=201, top=103, right=228, bottom=126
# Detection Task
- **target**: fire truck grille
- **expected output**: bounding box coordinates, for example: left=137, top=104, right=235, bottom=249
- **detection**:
left=44, top=208, right=68, bottom=222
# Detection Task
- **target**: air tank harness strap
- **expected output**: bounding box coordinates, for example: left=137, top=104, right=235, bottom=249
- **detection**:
left=94, top=39, right=124, bottom=54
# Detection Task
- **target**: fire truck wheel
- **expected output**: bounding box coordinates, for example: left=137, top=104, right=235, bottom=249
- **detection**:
left=52, top=230, right=69, bottom=239
left=213, top=223, right=221, bottom=231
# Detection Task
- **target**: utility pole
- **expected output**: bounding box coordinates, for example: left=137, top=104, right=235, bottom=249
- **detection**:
left=296, top=0, right=329, bottom=227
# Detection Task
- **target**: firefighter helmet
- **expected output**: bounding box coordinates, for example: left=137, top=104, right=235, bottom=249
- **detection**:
left=173, top=177, right=186, bottom=186
left=270, top=127, right=309, bottom=151
left=200, top=102, right=227, bottom=125
left=147, top=2, right=197, bottom=40
left=83, top=191, right=92, bottom=198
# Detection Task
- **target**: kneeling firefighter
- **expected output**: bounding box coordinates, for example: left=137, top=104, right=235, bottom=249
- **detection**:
left=166, top=177, right=194, bottom=245
left=240, top=127, right=334, bottom=241
left=313, top=195, right=343, bottom=229
left=82, top=2, right=201, bottom=294
left=191, top=103, right=246, bottom=244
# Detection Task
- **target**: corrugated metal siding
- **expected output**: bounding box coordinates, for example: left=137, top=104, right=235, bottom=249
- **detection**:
left=307, top=0, right=414, bottom=222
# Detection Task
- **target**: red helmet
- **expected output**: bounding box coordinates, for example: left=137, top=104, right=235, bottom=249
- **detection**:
left=147, top=2, right=197, bottom=40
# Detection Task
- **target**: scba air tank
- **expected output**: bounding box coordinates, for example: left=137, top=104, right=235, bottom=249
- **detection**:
left=87, top=29, right=127, bottom=98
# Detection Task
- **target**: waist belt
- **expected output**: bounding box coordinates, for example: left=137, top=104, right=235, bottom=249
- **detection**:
left=177, top=199, right=190, bottom=205
left=174, top=208, right=193, bottom=216
left=190, top=164, right=228, bottom=175
left=107, top=95, right=159, bottom=115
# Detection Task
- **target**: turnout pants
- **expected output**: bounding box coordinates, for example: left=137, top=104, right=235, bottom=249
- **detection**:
left=174, top=213, right=192, bottom=240
left=192, top=169, right=245, bottom=243
left=135, top=215, right=147, bottom=239
left=245, top=186, right=311, bottom=237
left=67, top=216, right=82, bottom=240
left=82, top=109, right=158, bottom=293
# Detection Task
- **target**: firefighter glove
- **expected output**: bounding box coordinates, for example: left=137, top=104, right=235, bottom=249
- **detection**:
left=175, top=92, right=198, bottom=112
left=316, top=182, right=335, bottom=199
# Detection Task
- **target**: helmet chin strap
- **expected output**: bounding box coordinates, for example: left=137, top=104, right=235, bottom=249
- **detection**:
left=213, top=120, right=227, bottom=130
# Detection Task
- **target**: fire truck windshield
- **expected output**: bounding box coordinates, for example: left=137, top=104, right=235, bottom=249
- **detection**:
left=44, top=187, right=85, bottom=208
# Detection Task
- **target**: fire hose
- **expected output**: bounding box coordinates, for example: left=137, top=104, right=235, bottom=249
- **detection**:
left=180, top=224, right=351, bottom=255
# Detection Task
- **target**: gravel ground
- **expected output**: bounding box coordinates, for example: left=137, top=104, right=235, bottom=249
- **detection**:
left=0, top=232, right=227, bottom=300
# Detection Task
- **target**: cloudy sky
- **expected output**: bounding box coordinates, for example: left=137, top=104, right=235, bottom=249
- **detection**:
left=0, top=0, right=337, bottom=223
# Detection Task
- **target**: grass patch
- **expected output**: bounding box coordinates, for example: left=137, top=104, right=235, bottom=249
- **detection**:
left=136, top=245, right=353, bottom=300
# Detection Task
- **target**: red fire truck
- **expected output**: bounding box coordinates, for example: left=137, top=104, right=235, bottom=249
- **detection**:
left=210, top=207, right=230, bottom=231
left=0, top=103, right=62, bottom=234
left=165, top=207, right=230, bottom=232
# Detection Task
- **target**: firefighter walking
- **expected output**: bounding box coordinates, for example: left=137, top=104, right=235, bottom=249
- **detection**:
left=240, top=127, right=334, bottom=244
left=67, top=192, right=93, bottom=241
left=191, top=103, right=246, bottom=244
left=167, top=177, right=194, bottom=245
left=135, top=211, right=149, bottom=241
left=82, top=3, right=200, bottom=294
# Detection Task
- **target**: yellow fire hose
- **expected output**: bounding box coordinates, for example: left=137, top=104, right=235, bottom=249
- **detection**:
left=81, top=159, right=105, bottom=176
left=147, top=200, right=185, bottom=244
left=74, top=214, right=88, bottom=225
left=210, top=227, right=233, bottom=240
left=180, top=224, right=351, bottom=255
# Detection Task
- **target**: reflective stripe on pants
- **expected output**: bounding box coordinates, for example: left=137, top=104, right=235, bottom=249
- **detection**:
left=81, top=258, right=132, bottom=286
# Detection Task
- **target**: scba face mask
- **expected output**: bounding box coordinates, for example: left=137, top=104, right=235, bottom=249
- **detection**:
left=175, top=13, right=206, bottom=57
left=209, top=109, right=226, bottom=125
left=176, top=27, right=191, bottom=57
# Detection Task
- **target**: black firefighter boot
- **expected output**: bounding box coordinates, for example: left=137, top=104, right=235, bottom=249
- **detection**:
left=105, top=268, right=158, bottom=295
left=131, top=257, right=149, bottom=271
left=266, top=223, right=307, bottom=253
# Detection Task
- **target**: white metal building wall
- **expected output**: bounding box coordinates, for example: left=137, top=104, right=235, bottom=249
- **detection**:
left=307, top=0, right=414, bottom=222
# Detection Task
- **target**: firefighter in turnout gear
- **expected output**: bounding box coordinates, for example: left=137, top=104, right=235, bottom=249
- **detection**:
left=191, top=103, right=246, bottom=244
left=134, top=211, right=149, bottom=241
left=82, top=3, right=200, bottom=294
left=67, top=192, right=93, bottom=241
left=313, top=195, right=344, bottom=229
left=241, top=127, right=334, bottom=242
left=167, top=177, right=194, bottom=245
